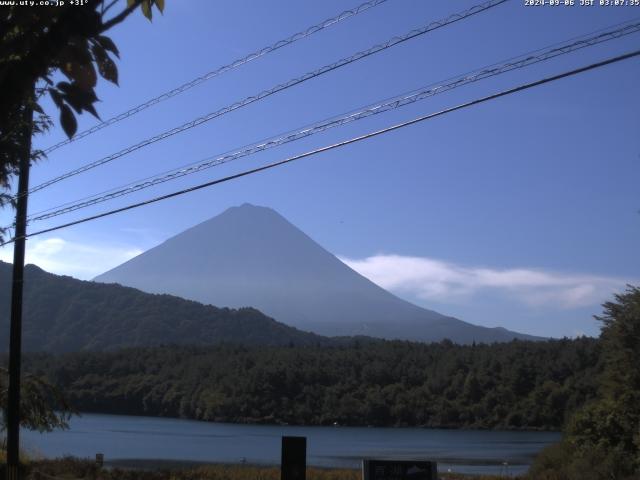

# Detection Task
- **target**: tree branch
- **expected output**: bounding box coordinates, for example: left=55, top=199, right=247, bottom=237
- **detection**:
left=99, top=0, right=143, bottom=33
left=102, top=0, right=120, bottom=17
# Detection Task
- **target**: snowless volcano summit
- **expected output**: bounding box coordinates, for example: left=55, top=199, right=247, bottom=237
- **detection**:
left=95, top=203, right=539, bottom=343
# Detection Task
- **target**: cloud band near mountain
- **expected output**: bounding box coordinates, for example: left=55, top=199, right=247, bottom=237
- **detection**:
left=341, top=254, right=631, bottom=309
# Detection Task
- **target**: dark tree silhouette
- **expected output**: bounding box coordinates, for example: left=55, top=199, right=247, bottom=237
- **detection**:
left=0, top=0, right=164, bottom=240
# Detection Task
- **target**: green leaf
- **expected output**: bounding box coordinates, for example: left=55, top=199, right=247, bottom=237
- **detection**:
left=56, top=81, right=73, bottom=94
left=127, top=0, right=136, bottom=7
left=155, top=0, right=165, bottom=13
left=57, top=82, right=100, bottom=119
left=49, top=89, right=64, bottom=109
left=141, top=0, right=152, bottom=20
left=76, top=63, right=97, bottom=89
left=60, top=104, right=77, bottom=138
left=59, top=41, right=92, bottom=67
left=97, top=55, right=118, bottom=85
left=91, top=43, right=107, bottom=63
left=57, top=82, right=98, bottom=103
left=83, top=102, right=100, bottom=119
left=95, top=35, right=119, bottom=59
left=91, top=43, right=112, bottom=83
left=55, top=41, right=95, bottom=92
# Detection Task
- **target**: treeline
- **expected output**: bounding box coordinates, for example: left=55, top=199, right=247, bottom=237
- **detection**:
left=23, top=337, right=600, bottom=431
left=529, top=286, right=640, bottom=479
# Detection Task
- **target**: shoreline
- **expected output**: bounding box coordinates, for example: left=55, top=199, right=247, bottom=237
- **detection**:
left=68, top=410, right=563, bottom=434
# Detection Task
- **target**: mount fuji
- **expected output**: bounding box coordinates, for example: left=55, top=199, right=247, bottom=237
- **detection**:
left=95, top=204, right=540, bottom=343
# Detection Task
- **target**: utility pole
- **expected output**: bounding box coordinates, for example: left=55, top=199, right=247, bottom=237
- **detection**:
left=6, top=91, right=34, bottom=480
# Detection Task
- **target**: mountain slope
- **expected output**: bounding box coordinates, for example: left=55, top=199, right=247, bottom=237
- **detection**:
left=0, top=261, right=328, bottom=352
left=95, top=204, right=540, bottom=343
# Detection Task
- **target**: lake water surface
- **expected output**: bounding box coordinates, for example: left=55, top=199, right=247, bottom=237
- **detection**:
left=22, top=413, right=560, bottom=476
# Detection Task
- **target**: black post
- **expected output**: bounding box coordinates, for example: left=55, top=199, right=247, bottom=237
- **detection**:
left=6, top=96, right=34, bottom=480
left=281, top=436, right=306, bottom=480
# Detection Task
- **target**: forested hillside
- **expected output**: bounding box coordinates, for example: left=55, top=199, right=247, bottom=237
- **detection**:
left=24, top=337, right=600, bottom=430
left=0, top=261, right=328, bottom=351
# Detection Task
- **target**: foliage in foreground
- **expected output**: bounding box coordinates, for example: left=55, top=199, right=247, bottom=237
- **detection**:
left=0, top=1, right=164, bottom=241
left=0, top=457, right=511, bottom=480
left=528, top=286, right=640, bottom=480
left=0, top=367, right=73, bottom=432
left=3, top=457, right=360, bottom=480
left=22, top=337, right=600, bottom=431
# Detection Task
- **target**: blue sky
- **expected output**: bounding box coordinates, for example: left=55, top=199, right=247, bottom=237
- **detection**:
left=1, top=0, right=639, bottom=338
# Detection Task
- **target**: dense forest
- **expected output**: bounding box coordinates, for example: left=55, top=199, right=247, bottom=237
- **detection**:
left=0, top=261, right=330, bottom=352
left=529, top=286, right=640, bottom=479
left=23, top=337, right=600, bottom=431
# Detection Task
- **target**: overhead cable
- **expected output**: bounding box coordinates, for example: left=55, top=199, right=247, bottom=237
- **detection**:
left=23, top=0, right=508, bottom=199
left=3, top=48, right=637, bottom=246
left=41, top=0, right=391, bottom=155
left=24, top=20, right=640, bottom=224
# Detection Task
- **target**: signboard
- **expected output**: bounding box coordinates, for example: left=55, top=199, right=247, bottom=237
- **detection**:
left=281, top=436, right=306, bottom=480
left=362, top=460, right=437, bottom=480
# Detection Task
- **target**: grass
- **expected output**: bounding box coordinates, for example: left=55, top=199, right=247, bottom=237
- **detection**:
left=0, top=457, right=521, bottom=480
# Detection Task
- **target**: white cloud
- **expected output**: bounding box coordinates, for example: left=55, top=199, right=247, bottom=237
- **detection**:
left=0, top=237, right=143, bottom=280
left=340, top=254, right=631, bottom=309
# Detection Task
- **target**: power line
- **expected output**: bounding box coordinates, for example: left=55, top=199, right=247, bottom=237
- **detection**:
left=23, top=20, right=640, bottom=225
left=41, top=0, right=390, bottom=155
left=22, top=0, right=507, bottom=199
left=3, top=48, right=637, bottom=247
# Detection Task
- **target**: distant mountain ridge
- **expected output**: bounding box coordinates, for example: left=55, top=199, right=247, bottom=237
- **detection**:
left=95, top=203, right=541, bottom=343
left=0, top=261, right=329, bottom=352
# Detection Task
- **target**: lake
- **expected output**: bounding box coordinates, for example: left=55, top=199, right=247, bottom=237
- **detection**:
left=21, top=413, right=560, bottom=476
